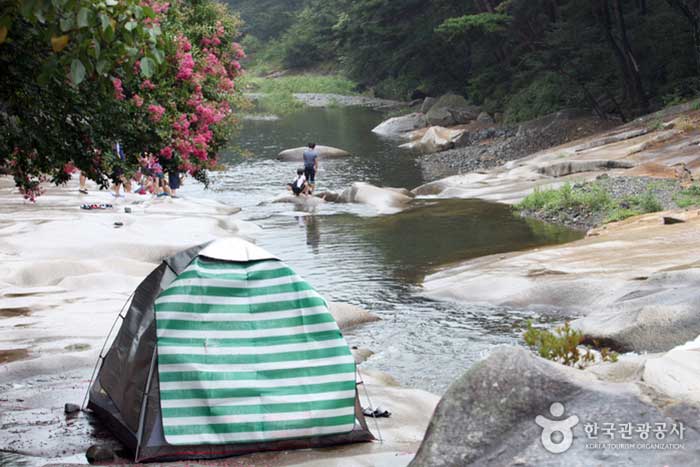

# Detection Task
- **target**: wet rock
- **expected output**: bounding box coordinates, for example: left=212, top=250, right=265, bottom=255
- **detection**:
left=64, top=403, right=80, bottom=414
left=277, top=145, right=351, bottom=161
left=86, top=444, right=115, bottom=464
left=410, top=346, right=700, bottom=467
left=327, top=301, right=380, bottom=329
left=372, top=113, right=428, bottom=137
left=339, top=182, right=415, bottom=214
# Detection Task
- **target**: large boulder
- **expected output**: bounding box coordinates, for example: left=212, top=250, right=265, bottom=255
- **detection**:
left=426, top=94, right=480, bottom=127
left=410, top=346, right=700, bottom=467
left=572, top=268, right=700, bottom=353
left=421, top=97, right=437, bottom=114
left=643, top=336, right=700, bottom=406
left=399, top=126, right=465, bottom=154
left=372, top=113, right=428, bottom=137
left=277, top=145, right=351, bottom=161
left=339, top=182, right=415, bottom=214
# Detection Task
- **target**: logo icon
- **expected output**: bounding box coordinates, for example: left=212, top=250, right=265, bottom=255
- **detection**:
left=535, top=402, right=579, bottom=454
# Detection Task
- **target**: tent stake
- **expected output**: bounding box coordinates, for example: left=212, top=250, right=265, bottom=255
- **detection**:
left=81, top=291, right=134, bottom=410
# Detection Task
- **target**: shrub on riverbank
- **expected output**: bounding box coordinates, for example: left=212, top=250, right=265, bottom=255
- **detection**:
left=523, top=321, right=618, bottom=369
left=673, top=184, right=700, bottom=208
left=515, top=177, right=682, bottom=230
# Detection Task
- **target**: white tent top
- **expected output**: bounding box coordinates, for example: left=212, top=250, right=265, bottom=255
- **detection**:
left=198, top=237, right=278, bottom=262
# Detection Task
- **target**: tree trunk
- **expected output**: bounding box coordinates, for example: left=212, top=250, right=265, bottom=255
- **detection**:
left=596, top=0, right=649, bottom=114
left=613, top=0, right=649, bottom=112
left=666, top=0, right=700, bottom=75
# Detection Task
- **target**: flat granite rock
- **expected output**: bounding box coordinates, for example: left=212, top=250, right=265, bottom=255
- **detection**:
left=410, top=346, right=700, bottom=467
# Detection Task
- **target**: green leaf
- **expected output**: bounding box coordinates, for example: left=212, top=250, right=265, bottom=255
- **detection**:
left=125, top=46, right=139, bottom=57
left=125, top=20, right=137, bottom=31
left=96, top=59, right=110, bottom=76
left=60, top=16, right=74, bottom=32
left=139, top=56, right=155, bottom=78
left=105, top=0, right=118, bottom=6
left=93, top=39, right=100, bottom=59
left=77, top=8, right=89, bottom=28
left=99, top=13, right=110, bottom=31
left=104, top=25, right=114, bottom=42
left=142, top=6, right=155, bottom=18
left=70, top=58, right=86, bottom=85
left=150, top=46, right=164, bottom=64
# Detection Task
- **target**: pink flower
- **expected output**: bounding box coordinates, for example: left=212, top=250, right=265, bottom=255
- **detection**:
left=160, top=146, right=173, bottom=159
left=112, top=78, right=125, bottom=101
left=132, top=94, right=144, bottom=107
left=176, top=53, right=195, bottom=81
left=140, top=80, right=155, bottom=91
left=148, top=104, right=166, bottom=122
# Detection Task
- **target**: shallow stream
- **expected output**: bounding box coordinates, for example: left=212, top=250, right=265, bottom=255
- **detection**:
left=183, top=106, right=582, bottom=393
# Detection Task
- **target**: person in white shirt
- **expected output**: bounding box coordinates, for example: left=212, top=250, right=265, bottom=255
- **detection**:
left=287, top=168, right=309, bottom=196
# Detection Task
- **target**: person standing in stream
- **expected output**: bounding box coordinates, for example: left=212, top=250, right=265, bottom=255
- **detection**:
left=303, top=142, right=319, bottom=193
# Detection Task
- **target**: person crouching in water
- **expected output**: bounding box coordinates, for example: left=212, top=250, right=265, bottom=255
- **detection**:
left=287, top=168, right=309, bottom=196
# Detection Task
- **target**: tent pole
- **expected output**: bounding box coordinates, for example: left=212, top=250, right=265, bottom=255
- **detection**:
left=357, top=367, right=383, bottom=444
left=134, top=347, right=158, bottom=462
left=81, top=291, right=134, bottom=410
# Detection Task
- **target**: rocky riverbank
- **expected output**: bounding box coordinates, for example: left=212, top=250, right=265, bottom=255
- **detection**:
left=0, top=177, right=438, bottom=467
left=408, top=104, right=700, bottom=465
left=418, top=110, right=614, bottom=181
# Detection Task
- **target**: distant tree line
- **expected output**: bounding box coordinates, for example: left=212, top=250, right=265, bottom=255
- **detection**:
left=230, top=0, right=700, bottom=122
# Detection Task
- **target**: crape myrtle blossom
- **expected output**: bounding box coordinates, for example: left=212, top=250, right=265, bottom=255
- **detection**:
left=115, top=5, right=244, bottom=178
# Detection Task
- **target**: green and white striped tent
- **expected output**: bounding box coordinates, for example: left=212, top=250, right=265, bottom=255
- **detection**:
left=88, top=238, right=373, bottom=462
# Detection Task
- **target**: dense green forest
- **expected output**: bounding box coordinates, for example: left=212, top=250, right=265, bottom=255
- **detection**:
left=228, top=0, right=700, bottom=122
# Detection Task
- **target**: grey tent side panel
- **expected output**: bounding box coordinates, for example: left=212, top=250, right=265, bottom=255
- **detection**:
left=88, top=244, right=208, bottom=443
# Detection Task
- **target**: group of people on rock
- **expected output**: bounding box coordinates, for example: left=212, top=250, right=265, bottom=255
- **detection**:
left=78, top=144, right=184, bottom=198
left=287, top=142, right=319, bottom=197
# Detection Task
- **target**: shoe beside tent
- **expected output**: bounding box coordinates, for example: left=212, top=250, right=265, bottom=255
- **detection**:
left=88, top=238, right=373, bottom=462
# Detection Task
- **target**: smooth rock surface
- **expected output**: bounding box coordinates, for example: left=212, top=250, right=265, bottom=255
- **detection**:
left=424, top=209, right=700, bottom=353
left=410, top=346, right=700, bottom=467
left=277, top=145, right=351, bottom=161
left=328, top=301, right=381, bottom=329
left=372, top=113, right=428, bottom=137
left=643, top=336, right=700, bottom=405
left=399, top=126, right=465, bottom=154
left=339, top=182, right=415, bottom=214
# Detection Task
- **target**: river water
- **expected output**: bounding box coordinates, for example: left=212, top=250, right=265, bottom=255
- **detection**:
left=183, top=106, right=581, bottom=393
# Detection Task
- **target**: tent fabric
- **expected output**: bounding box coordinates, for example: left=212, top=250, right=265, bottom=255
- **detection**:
left=88, top=239, right=373, bottom=462
left=153, top=256, right=357, bottom=446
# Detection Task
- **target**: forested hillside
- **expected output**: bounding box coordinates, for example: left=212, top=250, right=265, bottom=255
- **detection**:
left=228, top=0, right=700, bottom=122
